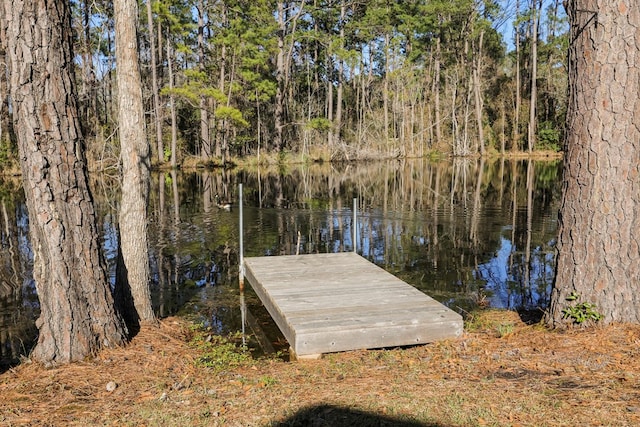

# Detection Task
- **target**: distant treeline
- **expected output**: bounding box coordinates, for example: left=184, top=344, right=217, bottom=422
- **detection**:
left=0, top=0, right=567, bottom=167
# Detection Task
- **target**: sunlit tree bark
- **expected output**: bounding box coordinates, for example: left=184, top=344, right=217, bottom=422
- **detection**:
left=547, top=0, right=640, bottom=325
left=4, top=0, right=127, bottom=364
left=114, top=0, right=156, bottom=324
left=0, top=11, right=12, bottom=151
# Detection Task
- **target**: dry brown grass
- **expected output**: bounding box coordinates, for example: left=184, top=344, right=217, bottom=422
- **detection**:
left=1, top=311, right=639, bottom=426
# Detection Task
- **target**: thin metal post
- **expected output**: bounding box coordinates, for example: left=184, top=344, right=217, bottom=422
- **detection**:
left=239, top=183, right=244, bottom=291
left=353, top=197, right=357, bottom=253
left=240, top=293, right=246, bottom=346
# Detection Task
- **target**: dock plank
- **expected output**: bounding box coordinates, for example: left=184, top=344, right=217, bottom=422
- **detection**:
left=243, top=252, right=463, bottom=356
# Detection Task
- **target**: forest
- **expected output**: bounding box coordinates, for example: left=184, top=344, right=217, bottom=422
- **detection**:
left=0, top=0, right=568, bottom=169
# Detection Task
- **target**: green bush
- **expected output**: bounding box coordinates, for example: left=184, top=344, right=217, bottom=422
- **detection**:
left=306, top=117, right=332, bottom=132
left=537, top=122, right=562, bottom=151
left=562, top=292, right=603, bottom=325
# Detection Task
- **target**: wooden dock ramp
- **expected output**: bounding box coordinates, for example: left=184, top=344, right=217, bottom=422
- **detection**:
left=243, top=252, right=463, bottom=357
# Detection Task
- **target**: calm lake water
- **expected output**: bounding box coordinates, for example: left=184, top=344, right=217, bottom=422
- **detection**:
left=0, top=158, right=562, bottom=364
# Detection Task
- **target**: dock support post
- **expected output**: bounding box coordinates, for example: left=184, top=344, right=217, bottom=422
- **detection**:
left=239, top=183, right=244, bottom=292
left=353, top=197, right=357, bottom=253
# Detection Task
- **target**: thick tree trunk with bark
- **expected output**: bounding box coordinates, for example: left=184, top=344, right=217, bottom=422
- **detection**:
left=547, top=0, right=640, bottom=326
left=114, top=0, right=156, bottom=324
left=4, top=0, right=127, bottom=364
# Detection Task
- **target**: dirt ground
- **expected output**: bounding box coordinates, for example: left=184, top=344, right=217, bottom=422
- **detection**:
left=1, top=310, right=639, bottom=427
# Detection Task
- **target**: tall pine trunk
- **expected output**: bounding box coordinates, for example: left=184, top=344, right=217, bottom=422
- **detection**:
left=547, top=0, right=640, bottom=325
left=146, top=0, right=163, bottom=164
left=514, top=0, right=521, bottom=150
left=197, top=0, right=211, bottom=159
left=527, top=0, right=540, bottom=153
left=434, top=36, right=442, bottom=144
left=167, top=40, right=178, bottom=168
left=334, top=0, right=346, bottom=147
left=114, top=0, right=156, bottom=324
left=0, top=18, right=11, bottom=149
left=473, top=31, right=485, bottom=154
left=4, top=0, right=127, bottom=364
left=274, top=1, right=286, bottom=153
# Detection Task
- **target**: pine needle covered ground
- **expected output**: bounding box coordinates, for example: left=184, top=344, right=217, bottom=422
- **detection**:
left=1, top=311, right=639, bottom=426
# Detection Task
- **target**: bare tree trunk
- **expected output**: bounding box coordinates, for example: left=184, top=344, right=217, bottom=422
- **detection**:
left=167, top=41, right=178, bottom=168
left=527, top=0, right=540, bottom=153
left=462, top=39, right=472, bottom=154
left=334, top=0, right=345, bottom=147
left=326, top=54, right=334, bottom=147
left=500, top=99, right=506, bottom=154
left=383, top=33, right=390, bottom=143
left=0, top=17, right=11, bottom=148
left=434, top=36, right=442, bottom=144
left=449, top=71, right=460, bottom=154
left=473, top=31, right=485, bottom=155
left=514, top=0, right=521, bottom=150
left=547, top=0, right=640, bottom=325
left=146, top=0, right=163, bottom=164
left=114, top=0, right=156, bottom=324
left=216, top=41, right=225, bottom=159
left=80, top=0, right=97, bottom=137
left=274, top=1, right=286, bottom=153
left=197, top=0, right=211, bottom=159
left=4, top=0, right=127, bottom=364
left=101, top=31, right=116, bottom=127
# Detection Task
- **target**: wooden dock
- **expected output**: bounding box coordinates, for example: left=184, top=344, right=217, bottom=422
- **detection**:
left=242, top=252, right=463, bottom=357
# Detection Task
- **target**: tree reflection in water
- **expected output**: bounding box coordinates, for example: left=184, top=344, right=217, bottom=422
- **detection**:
left=0, top=179, right=38, bottom=369
left=0, top=158, right=562, bottom=364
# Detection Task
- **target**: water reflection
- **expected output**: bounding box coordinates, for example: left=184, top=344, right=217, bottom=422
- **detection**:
left=0, top=158, right=562, bottom=364
left=0, top=178, right=38, bottom=368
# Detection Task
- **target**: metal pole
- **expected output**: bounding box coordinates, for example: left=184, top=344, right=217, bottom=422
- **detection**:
left=239, top=183, right=244, bottom=291
left=240, top=293, right=246, bottom=346
left=353, top=197, right=357, bottom=253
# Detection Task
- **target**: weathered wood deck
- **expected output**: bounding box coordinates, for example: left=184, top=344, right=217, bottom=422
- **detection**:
left=242, top=252, right=463, bottom=357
